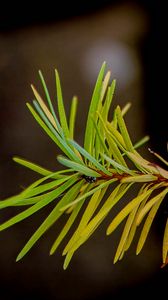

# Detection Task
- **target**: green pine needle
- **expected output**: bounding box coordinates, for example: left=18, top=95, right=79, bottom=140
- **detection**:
left=1, top=62, right=168, bottom=269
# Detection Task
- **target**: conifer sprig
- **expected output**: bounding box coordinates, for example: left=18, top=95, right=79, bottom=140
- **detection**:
left=1, top=62, right=168, bottom=269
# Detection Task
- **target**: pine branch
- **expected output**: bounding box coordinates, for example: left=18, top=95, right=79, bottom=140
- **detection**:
left=1, top=62, right=168, bottom=269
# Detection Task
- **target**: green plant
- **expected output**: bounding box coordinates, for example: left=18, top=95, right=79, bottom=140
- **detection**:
left=1, top=62, right=168, bottom=269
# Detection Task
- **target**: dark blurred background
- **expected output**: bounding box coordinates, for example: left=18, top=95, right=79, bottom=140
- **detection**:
left=0, top=1, right=167, bottom=299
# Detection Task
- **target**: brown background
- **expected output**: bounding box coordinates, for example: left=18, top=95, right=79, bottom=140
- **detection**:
left=0, top=1, right=167, bottom=299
